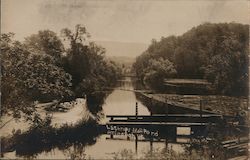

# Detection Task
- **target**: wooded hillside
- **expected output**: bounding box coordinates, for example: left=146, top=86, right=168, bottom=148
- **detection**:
left=133, top=23, right=249, bottom=96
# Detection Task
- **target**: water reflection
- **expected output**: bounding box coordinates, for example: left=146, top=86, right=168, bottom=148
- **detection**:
left=2, top=77, right=248, bottom=159
left=2, top=120, right=100, bottom=159
left=87, top=77, right=151, bottom=124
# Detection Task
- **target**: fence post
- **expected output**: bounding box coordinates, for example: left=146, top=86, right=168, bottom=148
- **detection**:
left=150, top=97, right=153, bottom=116
left=135, top=102, right=138, bottom=119
left=200, top=99, right=203, bottom=119
left=166, top=98, right=168, bottom=116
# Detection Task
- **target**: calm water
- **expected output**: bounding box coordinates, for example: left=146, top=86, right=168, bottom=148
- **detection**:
left=100, top=77, right=151, bottom=123
left=3, top=77, right=185, bottom=159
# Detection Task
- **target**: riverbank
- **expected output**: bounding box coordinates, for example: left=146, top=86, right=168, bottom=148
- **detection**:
left=137, top=92, right=248, bottom=116
left=0, top=98, right=95, bottom=137
left=1, top=98, right=100, bottom=158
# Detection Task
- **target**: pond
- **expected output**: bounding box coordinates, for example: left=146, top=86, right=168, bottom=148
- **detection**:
left=2, top=77, right=188, bottom=159
left=2, top=77, right=245, bottom=159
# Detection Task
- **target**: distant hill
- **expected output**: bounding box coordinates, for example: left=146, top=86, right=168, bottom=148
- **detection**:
left=107, top=56, right=136, bottom=75
left=107, top=56, right=135, bottom=66
left=94, top=41, right=148, bottom=58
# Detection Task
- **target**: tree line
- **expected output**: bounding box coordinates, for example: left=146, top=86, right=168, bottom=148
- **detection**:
left=132, top=23, right=248, bottom=96
left=1, top=24, right=122, bottom=119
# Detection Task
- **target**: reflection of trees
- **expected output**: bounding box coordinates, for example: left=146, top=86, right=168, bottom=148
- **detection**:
left=86, top=92, right=106, bottom=114
left=131, top=78, right=149, bottom=91
left=87, top=88, right=114, bottom=120
left=2, top=120, right=100, bottom=158
left=86, top=89, right=114, bottom=119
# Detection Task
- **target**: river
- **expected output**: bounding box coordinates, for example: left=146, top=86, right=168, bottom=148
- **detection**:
left=2, top=77, right=186, bottom=159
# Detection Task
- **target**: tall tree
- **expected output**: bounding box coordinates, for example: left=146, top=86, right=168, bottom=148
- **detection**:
left=61, top=24, right=122, bottom=96
left=1, top=33, right=73, bottom=119
left=24, top=30, right=65, bottom=64
left=133, top=22, right=249, bottom=95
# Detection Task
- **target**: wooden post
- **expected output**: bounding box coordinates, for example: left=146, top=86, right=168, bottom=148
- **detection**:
left=135, top=102, right=138, bottom=119
left=200, top=99, right=203, bottom=118
left=165, top=138, right=168, bottom=149
left=150, top=136, right=153, bottom=154
left=150, top=97, right=153, bottom=116
left=135, top=134, right=138, bottom=154
left=166, top=99, right=168, bottom=116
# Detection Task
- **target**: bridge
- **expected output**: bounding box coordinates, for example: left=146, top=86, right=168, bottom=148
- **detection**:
left=106, top=114, right=225, bottom=127
left=104, top=113, right=238, bottom=139
left=104, top=113, right=237, bottom=136
left=103, top=114, right=248, bottom=158
left=102, top=97, right=248, bottom=159
left=103, top=113, right=248, bottom=157
left=120, top=74, right=137, bottom=78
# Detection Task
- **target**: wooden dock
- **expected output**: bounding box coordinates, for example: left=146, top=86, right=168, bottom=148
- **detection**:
left=104, top=113, right=242, bottom=138
left=106, top=114, right=228, bottom=127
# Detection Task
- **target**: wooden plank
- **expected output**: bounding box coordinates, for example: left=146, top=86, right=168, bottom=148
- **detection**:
left=109, top=117, right=219, bottom=120
left=107, top=121, right=215, bottom=126
left=105, top=137, right=190, bottom=144
left=109, top=118, right=220, bottom=123
left=107, top=114, right=224, bottom=124
left=107, top=114, right=222, bottom=117
left=106, top=114, right=223, bottom=118
left=221, top=137, right=249, bottom=145
left=226, top=143, right=248, bottom=150
left=106, top=137, right=165, bottom=142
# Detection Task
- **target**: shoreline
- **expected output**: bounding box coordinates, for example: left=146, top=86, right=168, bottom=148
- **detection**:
left=136, top=92, right=248, bottom=117
left=0, top=98, right=95, bottom=137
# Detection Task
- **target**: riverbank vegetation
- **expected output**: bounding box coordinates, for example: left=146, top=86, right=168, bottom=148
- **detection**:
left=132, top=23, right=248, bottom=96
left=1, top=24, right=122, bottom=120
left=1, top=118, right=99, bottom=158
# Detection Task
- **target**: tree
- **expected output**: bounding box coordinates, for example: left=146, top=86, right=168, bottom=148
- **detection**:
left=1, top=33, right=73, bottom=119
left=24, top=30, right=65, bottom=64
left=133, top=22, right=248, bottom=96
left=143, top=58, right=176, bottom=89
left=61, top=25, right=122, bottom=97
left=204, top=31, right=248, bottom=95
left=61, top=25, right=91, bottom=87
left=1, top=33, right=33, bottom=118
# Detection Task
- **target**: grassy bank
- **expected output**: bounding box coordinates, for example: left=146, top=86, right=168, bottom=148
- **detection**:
left=140, top=93, right=248, bottom=117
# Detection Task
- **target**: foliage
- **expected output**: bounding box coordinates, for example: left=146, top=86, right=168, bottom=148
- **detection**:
left=61, top=25, right=122, bottom=97
left=1, top=33, right=33, bottom=117
left=143, top=58, right=176, bottom=89
left=1, top=24, right=122, bottom=119
left=1, top=33, right=73, bottom=118
left=133, top=23, right=249, bottom=96
left=24, top=30, right=65, bottom=65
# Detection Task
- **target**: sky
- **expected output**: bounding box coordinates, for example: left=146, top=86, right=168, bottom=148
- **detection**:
left=1, top=0, right=249, bottom=44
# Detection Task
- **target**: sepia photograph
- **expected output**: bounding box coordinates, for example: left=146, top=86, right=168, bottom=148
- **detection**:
left=0, top=0, right=249, bottom=159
